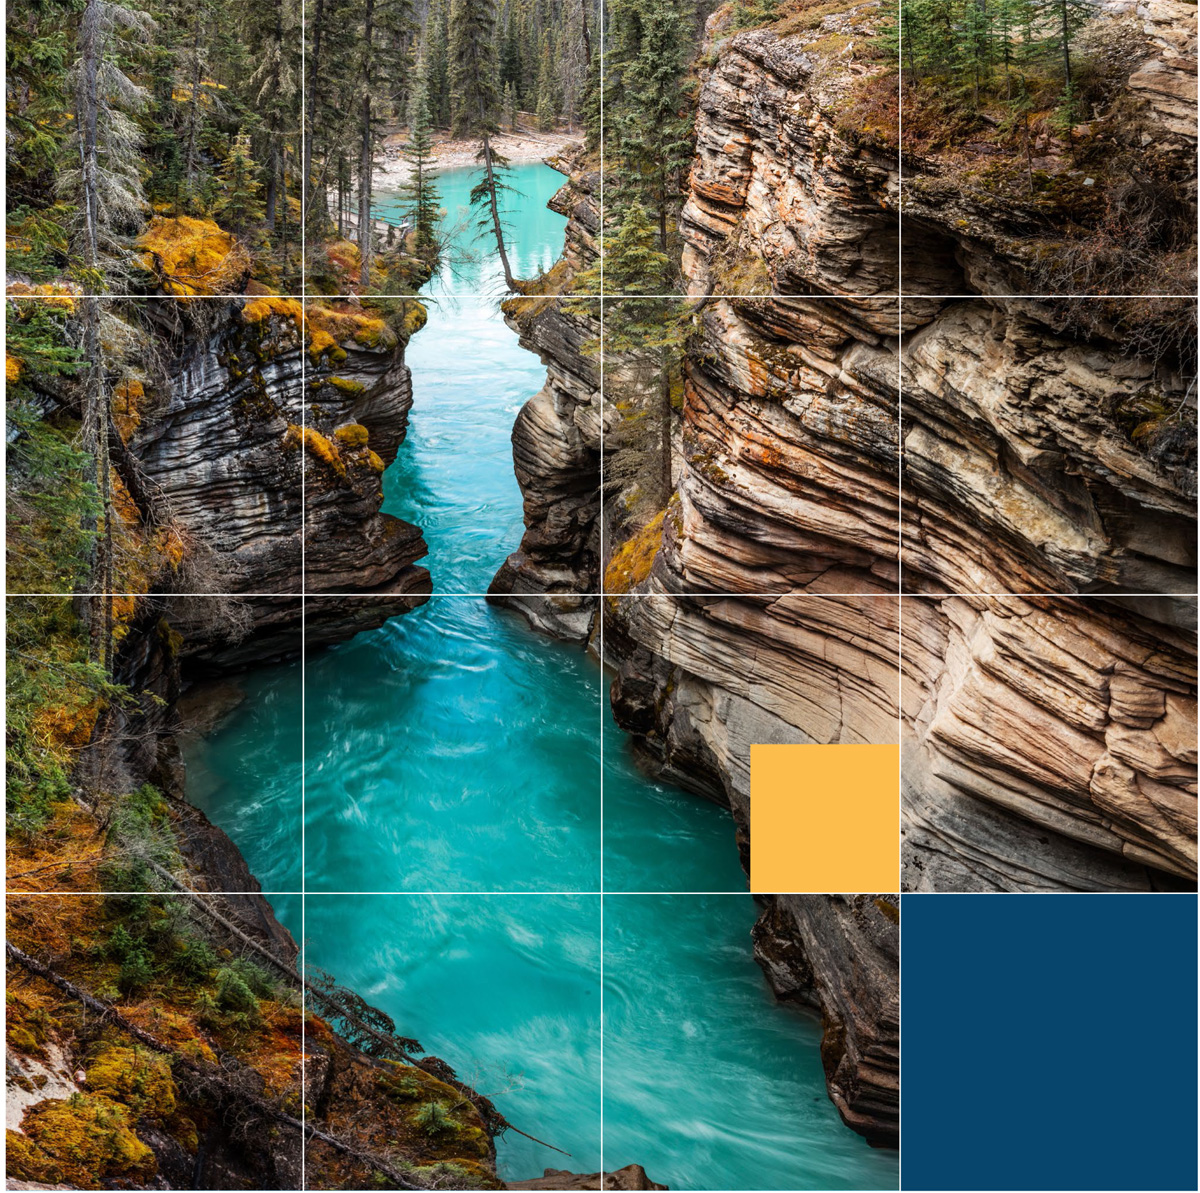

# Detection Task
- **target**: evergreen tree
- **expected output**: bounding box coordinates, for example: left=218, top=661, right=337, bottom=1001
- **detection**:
left=216, top=133, right=264, bottom=230
left=399, top=56, right=442, bottom=261
left=426, top=0, right=452, bottom=127
left=604, top=0, right=696, bottom=271
left=579, top=201, right=689, bottom=507
left=535, top=32, right=558, bottom=130
left=449, top=0, right=518, bottom=290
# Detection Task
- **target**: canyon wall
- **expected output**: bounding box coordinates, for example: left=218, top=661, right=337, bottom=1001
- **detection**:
left=752, top=894, right=900, bottom=1148
left=596, top=10, right=1198, bottom=894
left=496, top=3, right=1197, bottom=1147
left=132, top=298, right=431, bottom=669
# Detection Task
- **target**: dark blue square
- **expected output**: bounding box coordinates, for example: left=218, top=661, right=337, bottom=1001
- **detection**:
left=901, top=894, right=1198, bottom=1191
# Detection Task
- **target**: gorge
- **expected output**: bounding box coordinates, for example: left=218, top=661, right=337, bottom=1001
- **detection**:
left=182, top=158, right=897, bottom=1188
left=7, top=0, right=1197, bottom=1188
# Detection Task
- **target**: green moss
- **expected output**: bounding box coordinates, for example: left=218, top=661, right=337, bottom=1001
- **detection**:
left=85, top=1042, right=177, bottom=1119
left=6, top=1093, right=157, bottom=1188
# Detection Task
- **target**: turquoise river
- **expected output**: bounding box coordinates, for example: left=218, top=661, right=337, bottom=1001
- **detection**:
left=184, top=160, right=899, bottom=1190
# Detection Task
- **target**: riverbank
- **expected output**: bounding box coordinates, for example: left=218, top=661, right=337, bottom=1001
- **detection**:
left=376, top=126, right=583, bottom=188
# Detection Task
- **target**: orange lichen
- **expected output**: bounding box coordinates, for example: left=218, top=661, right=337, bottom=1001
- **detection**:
left=119, top=1007, right=217, bottom=1066
left=604, top=510, right=666, bottom=593
left=138, top=216, right=250, bottom=296
left=282, top=424, right=347, bottom=479
left=112, top=379, right=144, bottom=442
left=7, top=352, right=24, bottom=382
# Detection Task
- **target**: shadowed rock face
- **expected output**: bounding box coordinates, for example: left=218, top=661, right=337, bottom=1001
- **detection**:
left=489, top=296, right=601, bottom=642
left=131, top=300, right=430, bottom=665
left=752, top=895, right=899, bottom=1148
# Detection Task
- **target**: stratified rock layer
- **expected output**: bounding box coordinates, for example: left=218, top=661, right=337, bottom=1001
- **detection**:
left=752, top=895, right=900, bottom=1147
left=680, top=17, right=898, bottom=297
left=132, top=299, right=430, bottom=665
left=602, top=295, right=1196, bottom=892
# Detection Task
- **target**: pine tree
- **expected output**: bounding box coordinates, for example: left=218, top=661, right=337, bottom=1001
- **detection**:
left=399, top=56, right=442, bottom=262
left=535, top=32, right=557, bottom=130
left=604, top=0, right=696, bottom=271
left=216, top=133, right=264, bottom=230
left=449, top=0, right=518, bottom=290
left=581, top=201, right=689, bottom=508
left=426, top=0, right=452, bottom=127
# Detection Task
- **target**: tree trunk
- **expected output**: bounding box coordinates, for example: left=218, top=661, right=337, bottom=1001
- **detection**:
left=658, top=355, right=673, bottom=507
left=304, top=0, right=325, bottom=233
left=265, top=142, right=278, bottom=231
left=580, top=0, right=591, bottom=62
left=79, top=0, right=101, bottom=269
left=184, top=7, right=202, bottom=195
left=481, top=128, right=517, bottom=292
left=358, top=0, right=374, bottom=289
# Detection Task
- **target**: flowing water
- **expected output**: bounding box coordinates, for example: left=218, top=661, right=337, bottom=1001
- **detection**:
left=185, top=159, right=898, bottom=1189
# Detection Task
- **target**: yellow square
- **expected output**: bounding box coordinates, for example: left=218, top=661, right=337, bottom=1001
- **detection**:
left=750, top=743, right=899, bottom=893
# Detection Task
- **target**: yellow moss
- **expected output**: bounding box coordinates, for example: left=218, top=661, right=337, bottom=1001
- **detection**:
left=6, top=1094, right=157, bottom=1189
left=7, top=352, right=23, bottom=382
left=138, top=216, right=250, bottom=296
left=367, top=450, right=385, bottom=473
left=604, top=510, right=666, bottom=593
left=6, top=282, right=78, bottom=310
left=334, top=423, right=370, bottom=449
left=327, top=376, right=366, bottom=396
left=282, top=424, right=347, bottom=479
left=7, top=987, right=58, bottom=1059
left=403, top=301, right=428, bottom=336
left=242, top=295, right=305, bottom=330
left=85, top=1043, right=177, bottom=1119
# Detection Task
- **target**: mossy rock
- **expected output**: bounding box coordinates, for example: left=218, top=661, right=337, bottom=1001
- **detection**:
left=6, top=1093, right=157, bottom=1188
left=334, top=423, right=370, bottom=449
left=85, top=1042, right=177, bottom=1119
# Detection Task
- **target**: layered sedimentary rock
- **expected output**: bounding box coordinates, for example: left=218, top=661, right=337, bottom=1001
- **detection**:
left=601, top=292, right=1196, bottom=892
left=680, top=15, right=898, bottom=298
left=132, top=298, right=430, bottom=666
left=752, top=895, right=900, bottom=1147
left=488, top=158, right=603, bottom=640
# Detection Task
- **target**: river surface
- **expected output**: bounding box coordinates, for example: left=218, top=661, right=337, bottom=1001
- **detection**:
left=185, top=160, right=898, bottom=1189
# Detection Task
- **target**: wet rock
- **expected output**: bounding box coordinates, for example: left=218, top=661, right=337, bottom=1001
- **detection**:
left=507, top=1164, right=668, bottom=1190
left=753, top=895, right=899, bottom=1147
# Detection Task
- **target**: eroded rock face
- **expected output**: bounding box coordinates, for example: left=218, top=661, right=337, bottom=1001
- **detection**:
left=903, top=594, right=1197, bottom=891
left=132, top=300, right=430, bottom=664
left=681, top=17, right=898, bottom=298
left=752, top=895, right=899, bottom=1148
left=488, top=189, right=603, bottom=640
left=507, top=1165, right=668, bottom=1190
left=604, top=294, right=1196, bottom=892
